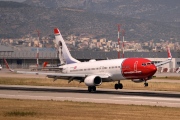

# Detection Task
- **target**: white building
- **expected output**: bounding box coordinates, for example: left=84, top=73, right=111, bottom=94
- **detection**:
left=148, top=58, right=180, bottom=73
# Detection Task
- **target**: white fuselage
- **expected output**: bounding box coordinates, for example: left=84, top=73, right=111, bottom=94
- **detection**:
left=62, top=59, right=127, bottom=81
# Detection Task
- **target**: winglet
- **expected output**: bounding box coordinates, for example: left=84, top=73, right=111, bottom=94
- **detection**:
left=3, top=58, right=14, bottom=72
left=167, top=47, right=172, bottom=60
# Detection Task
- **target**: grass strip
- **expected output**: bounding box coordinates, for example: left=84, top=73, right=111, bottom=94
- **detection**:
left=4, top=111, right=37, bottom=117
left=0, top=98, right=180, bottom=120
left=0, top=77, right=180, bottom=91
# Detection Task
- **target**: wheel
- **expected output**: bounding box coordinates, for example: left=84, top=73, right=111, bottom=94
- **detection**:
left=118, top=84, right=123, bottom=89
left=144, top=83, right=148, bottom=87
left=92, top=86, right=96, bottom=91
left=88, top=86, right=92, bottom=92
left=114, top=84, right=119, bottom=90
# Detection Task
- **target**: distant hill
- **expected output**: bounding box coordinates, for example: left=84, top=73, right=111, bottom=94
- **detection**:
left=24, top=0, right=180, bottom=22
left=0, top=1, right=29, bottom=8
left=0, top=1, right=180, bottom=43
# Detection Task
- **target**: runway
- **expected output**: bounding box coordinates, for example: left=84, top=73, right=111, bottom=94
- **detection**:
left=155, top=72, right=180, bottom=77
left=0, top=85, right=180, bottom=108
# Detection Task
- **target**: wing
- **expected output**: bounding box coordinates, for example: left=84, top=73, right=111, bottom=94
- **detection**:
left=13, top=70, right=111, bottom=82
left=4, top=58, right=110, bottom=81
left=16, top=70, right=110, bottom=79
left=155, top=60, right=171, bottom=67
left=32, top=66, right=63, bottom=71
left=155, top=47, right=172, bottom=67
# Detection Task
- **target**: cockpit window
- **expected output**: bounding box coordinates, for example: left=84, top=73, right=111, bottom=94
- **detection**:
left=142, top=63, right=146, bottom=66
left=142, top=62, right=154, bottom=66
left=147, top=62, right=151, bottom=65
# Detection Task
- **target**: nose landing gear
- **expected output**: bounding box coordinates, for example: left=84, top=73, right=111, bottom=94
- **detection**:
left=144, top=81, right=148, bottom=87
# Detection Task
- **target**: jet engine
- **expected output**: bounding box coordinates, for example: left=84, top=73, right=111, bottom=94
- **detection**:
left=84, top=75, right=102, bottom=86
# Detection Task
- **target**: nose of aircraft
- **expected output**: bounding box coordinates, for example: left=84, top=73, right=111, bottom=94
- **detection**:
left=149, top=65, right=157, bottom=75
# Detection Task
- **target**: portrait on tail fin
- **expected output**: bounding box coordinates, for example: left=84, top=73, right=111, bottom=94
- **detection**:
left=58, top=41, right=66, bottom=65
left=54, top=28, right=80, bottom=65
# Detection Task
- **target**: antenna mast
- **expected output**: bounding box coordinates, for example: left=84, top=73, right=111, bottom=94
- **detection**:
left=122, top=29, right=125, bottom=58
left=118, top=24, right=121, bottom=59
left=36, top=30, right=40, bottom=67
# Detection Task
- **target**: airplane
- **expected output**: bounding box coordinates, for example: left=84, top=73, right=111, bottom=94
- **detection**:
left=5, top=28, right=172, bottom=92
left=30, top=61, right=48, bottom=71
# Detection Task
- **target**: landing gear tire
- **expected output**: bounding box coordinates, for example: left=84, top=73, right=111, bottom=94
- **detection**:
left=88, top=86, right=96, bottom=92
left=115, top=84, right=119, bottom=90
left=92, top=86, right=96, bottom=91
left=118, top=84, right=123, bottom=89
left=144, top=82, right=148, bottom=87
left=114, top=83, right=123, bottom=90
left=88, top=86, right=92, bottom=92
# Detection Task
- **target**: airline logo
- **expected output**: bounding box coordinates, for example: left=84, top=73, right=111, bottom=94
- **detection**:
left=123, top=61, right=142, bottom=74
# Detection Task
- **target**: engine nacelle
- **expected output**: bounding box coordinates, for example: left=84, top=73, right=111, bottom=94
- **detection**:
left=131, top=79, right=144, bottom=83
left=84, top=75, right=102, bottom=86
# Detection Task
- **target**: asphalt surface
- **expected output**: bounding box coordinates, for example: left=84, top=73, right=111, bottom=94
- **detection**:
left=155, top=72, right=180, bottom=77
left=0, top=85, right=179, bottom=108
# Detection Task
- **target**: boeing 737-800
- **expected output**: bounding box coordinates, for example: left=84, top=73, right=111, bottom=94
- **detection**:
left=5, top=28, right=172, bottom=92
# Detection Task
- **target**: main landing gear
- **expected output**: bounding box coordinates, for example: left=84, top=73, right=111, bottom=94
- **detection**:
left=88, top=86, right=96, bottom=92
left=114, top=81, right=123, bottom=90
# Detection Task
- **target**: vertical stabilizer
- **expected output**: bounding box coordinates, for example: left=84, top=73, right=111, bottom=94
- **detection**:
left=167, top=47, right=172, bottom=60
left=54, top=28, right=80, bottom=65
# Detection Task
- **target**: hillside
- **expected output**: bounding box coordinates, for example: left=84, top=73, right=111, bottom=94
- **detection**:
left=24, top=0, right=180, bottom=22
left=0, top=1, right=180, bottom=42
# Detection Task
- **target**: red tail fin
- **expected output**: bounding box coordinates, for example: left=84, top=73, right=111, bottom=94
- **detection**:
left=54, top=28, right=60, bottom=35
left=167, top=47, right=172, bottom=60
left=43, top=62, right=48, bottom=68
